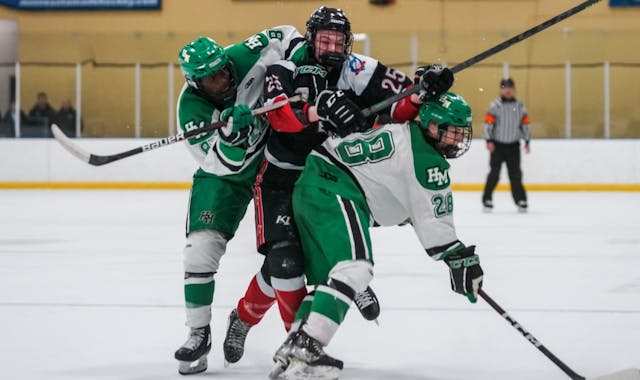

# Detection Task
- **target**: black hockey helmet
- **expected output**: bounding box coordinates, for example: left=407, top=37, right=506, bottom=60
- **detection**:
left=305, top=6, right=353, bottom=68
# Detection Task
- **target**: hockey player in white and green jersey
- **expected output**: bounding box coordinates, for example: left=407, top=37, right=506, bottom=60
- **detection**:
left=273, top=92, right=485, bottom=379
left=173, top=28, right=307, bottom=375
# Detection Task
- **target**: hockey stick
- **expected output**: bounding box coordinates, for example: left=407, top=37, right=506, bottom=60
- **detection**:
left=52, top=95, right=301, bottom=166
left=360, top=0, right=603, bottom=118
left=479, top=289, right=640, bottom=380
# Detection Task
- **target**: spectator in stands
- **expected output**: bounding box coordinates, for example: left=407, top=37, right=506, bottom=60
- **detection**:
left=1, top=101, right=27, bottom=138
left=56, top=98, right=82, bottom=137
left=28, top=91, right=56, bottom=127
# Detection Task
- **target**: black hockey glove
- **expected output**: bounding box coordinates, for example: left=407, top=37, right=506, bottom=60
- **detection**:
left=315, top=90, right=365, bottom=137
left=414, top=64, right=454, bottom=101
left=444, top=245, right=483, bottom=303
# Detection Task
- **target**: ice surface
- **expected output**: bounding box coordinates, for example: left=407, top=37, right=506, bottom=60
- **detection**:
left=0, top=190, right=638, bottom=380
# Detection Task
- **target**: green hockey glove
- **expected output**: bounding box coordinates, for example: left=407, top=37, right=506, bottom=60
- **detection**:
left=220, top=104, right=253, bottom=132
left=219, top=104, right=254, bottom=146
left=444, top=245, right=483, bottom=303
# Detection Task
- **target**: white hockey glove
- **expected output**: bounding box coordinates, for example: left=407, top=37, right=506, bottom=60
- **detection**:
left=444, top=245, right=483, bottom=303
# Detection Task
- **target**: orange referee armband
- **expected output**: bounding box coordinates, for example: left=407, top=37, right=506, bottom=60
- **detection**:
left=484, top=114, right=496, bottom=124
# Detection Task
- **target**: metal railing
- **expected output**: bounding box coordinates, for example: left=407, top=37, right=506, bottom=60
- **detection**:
left=4, top=32, right=639, bottom=139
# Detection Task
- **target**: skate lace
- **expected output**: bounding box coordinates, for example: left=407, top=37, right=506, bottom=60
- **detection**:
left=183, top=328, right=206, bottom=351
left=292, top=332, right=324, bottom=360
left=227, top=317, right=251, bottom=348
left=354, top=289, right=374, bottom=308
left=308, top=336, right=323, bottom=356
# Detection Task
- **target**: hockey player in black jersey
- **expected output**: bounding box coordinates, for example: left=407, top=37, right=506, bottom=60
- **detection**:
left=223, top=6, right=455, bottom=368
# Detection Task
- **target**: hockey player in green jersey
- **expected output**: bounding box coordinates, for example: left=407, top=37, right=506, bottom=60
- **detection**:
left=225, top=6, right=455, bottom=367
left=271, top=92, right=484, bottom=379
left=173, top=28, right=308, bottom=375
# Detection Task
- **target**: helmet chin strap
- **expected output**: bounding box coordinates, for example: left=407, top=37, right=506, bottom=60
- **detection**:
left=195, top=65, right=238, bottom=106
left=422, top=127, right=459, bottom=158
left=435, top=133, right=454, bottom=158
left=199, top=86, right=237, bottom=108
left=187, top=78, right=201, bottom=90
left=318, top=52, right=346, bottom=68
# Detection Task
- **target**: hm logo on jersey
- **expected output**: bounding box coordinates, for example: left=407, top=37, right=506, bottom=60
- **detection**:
left=183, top=120, right=211, bottom=148
left=426, top=166, right=450, bottom=188
left=244, top=34, right=265, bottom=50
left=199, top=211, right=215, bottom=224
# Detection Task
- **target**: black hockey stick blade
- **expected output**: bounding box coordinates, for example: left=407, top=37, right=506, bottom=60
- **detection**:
left=360, top=0, right=603, bottom=118
left=479, top=289, right=640, bottom=380
left=52, top=95, right=300, bottom=166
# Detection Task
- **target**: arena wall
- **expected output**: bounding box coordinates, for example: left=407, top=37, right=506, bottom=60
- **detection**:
left=1, top=138, right=637, bottom=191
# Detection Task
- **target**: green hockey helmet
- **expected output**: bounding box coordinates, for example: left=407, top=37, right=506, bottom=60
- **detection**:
left=178, top=36, right=237, bottom=102
left=419, top=92, right=473, bottom=158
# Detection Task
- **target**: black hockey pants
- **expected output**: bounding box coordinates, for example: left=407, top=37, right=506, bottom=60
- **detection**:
left=482, top=142, right=527, bottom=204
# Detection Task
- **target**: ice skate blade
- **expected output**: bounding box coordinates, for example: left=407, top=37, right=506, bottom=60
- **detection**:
left=177, top=356, right=207, bottom=375
left=588, top=368, right=640, bottom=380
left=268, top=359, right=288, bottom=379
left=483, top=207, right=493, bottom=213
left=278, top=358, right=341, bottom=380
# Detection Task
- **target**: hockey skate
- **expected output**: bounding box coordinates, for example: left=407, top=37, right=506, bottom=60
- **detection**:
left=268, top=332, right=296, bottom=379
left=354, top=286, right=380, bottom=323
left=223, top=308, right=252, bottom=365
left=517, top=200, right=528, bottom=213
left=276, top=330, right=343, bottom=380
left=174, top=325, right=211, bottom=375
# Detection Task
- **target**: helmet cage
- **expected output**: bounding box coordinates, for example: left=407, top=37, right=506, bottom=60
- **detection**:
left=419, top=92, right=473, bottom=159
left=433, top=123, right=473, bottom=159
left=199, top=61, right=238, bottom=105
left=306, top=7, right=353, bottom=67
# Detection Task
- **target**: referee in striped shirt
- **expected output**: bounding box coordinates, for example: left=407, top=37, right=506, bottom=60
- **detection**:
left=482, top=77, right=530, bottom=212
